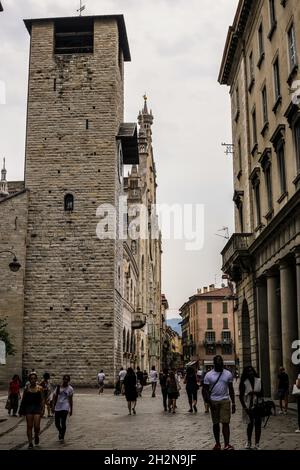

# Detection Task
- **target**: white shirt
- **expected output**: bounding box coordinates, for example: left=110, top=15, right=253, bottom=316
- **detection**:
left=97, top=372, right=105, bottom=383
left=119, top=370, right=127, bottom=381
left=150, top=370, right=158, bottom=383
left=55, top=385, right=74, bottom=412
left=204, top=369, right=233, bottom=401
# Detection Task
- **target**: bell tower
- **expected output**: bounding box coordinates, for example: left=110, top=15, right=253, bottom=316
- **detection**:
left=22, top=15, right=138, bottom=385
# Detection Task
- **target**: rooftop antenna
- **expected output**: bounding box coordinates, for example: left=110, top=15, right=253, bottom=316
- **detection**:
left=215, top=226, right=229, bottom=240
left=221, top=143, right=234, bottom=156
left=77, top=0, right=86, bottom=16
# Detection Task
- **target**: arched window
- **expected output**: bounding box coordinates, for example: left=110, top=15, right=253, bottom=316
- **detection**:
left=64, top=193, right=74, bottom=212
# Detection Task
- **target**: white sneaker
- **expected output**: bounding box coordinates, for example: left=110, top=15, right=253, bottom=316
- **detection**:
left=253, top=444, right=261, bottom=450
left=295, top=429, right=300, bottom=433
left=278, top=410, right=283, bottom=415
left=244, top=442, right=252, bottom=449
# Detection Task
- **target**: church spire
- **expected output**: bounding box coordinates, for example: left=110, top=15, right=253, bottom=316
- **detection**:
left=0, top=158, right=9, bottom=197
left=138, top=93, right=153, bottom=132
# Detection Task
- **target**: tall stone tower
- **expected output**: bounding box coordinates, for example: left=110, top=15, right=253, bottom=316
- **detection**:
left=22, top=15, right=138, bottom=385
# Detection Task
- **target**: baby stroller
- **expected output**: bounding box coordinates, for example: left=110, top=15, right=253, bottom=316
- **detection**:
left=114, top=379, right=121, bottom=396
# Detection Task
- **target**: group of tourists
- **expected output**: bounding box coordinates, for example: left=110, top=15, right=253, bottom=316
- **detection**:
left=6, top=371, right=73, bottom=449
left=5, top=356, right=300, bottom=450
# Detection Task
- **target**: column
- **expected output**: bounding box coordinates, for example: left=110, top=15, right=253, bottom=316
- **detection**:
left=266, top=272, right=282, bottom=398
left=295, top=250, right=300, bottom=341
left=256, top=278, right=271, bottom=397
left=280, top=260, right=298, bottom=387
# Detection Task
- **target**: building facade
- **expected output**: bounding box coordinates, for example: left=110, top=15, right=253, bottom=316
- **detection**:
left=180, top=285, right=237, bottom=370
left=219, top=0, right=300, bottom=396
left=0, top=14, right=162, bottom=386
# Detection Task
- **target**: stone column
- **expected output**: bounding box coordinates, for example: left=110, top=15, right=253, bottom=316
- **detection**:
left=256, top=278, right=271, bottom=396
left=295, top=250, right=300, bottom=342
left=279, top=260, right=298, bottom=387
left=266, top=272, right=282, bottom=398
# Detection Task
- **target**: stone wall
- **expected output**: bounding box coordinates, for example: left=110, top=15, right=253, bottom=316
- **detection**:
left=0, top=191, right=28, bottom=385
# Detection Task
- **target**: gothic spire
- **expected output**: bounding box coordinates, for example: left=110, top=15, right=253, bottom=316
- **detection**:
left=0, top=157, right=9, bottom=196
left=138, top=93, right=154, bottom=131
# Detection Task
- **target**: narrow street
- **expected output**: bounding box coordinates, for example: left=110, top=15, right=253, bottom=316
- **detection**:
left=0, top=386, right=299, bottom=450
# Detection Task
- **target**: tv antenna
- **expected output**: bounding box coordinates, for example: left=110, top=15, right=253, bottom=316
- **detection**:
left=77, top=0, right=86, bottom=16
left=221, top=143, right=234, bottom=156
left=215, top=227, right=229, bottom=240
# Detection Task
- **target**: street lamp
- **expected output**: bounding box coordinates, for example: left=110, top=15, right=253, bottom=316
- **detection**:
left=0, top=250, right=21, bottom=272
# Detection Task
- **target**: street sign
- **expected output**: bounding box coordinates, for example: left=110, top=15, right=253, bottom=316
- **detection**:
left=0, top=340, right=6, bottom=364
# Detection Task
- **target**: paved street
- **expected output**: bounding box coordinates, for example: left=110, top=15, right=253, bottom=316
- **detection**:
left=0, top=385, right=299, bottom=450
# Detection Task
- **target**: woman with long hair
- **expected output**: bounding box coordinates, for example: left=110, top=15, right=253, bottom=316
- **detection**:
left=123, top=367, right=138, bottom=415
left=239, top=366, right=263, bottom=450
left=19, top=372, right=44, bottom=449
left=40, top=372, right=53, bottom=418
left=52, top=374, right=73, bottom=442
left=184, top=366, right=198, bottom=413
left=166, top=371, right=179, bottom=413
left=7, top=374, right=21, bottom=417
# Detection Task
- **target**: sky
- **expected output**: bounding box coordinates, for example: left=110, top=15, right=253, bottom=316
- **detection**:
left=0, top=0, right=238, bottom=319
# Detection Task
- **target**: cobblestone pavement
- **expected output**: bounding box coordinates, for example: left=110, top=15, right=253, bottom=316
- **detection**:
left=0, top=386, right=299, bottom=450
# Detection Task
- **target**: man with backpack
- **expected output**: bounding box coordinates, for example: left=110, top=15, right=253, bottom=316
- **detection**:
left=203, top=355, right=236, bottom=451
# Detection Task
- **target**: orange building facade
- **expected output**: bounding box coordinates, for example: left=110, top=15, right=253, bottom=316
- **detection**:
left=180, top=285, right=238, bottom=371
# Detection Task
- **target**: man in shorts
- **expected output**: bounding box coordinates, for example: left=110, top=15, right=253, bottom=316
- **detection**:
left=203, top=355, right=236, bottom=450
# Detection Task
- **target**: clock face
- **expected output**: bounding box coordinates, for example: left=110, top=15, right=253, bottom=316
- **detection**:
left=118, top=141, right=124, bottom=184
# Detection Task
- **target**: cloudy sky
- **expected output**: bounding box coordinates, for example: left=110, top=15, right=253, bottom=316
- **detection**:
left=0, top=0, right=238, bottom=319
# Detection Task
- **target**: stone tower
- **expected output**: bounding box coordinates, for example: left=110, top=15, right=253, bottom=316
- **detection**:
left=22, top=15, right=138, bottom=385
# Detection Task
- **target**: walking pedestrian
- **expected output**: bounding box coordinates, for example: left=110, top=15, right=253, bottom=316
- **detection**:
left=203, top=355, right=236, bottom=451
left=294, top=367, right=300, bottom=433
left=123, top=367, right=137, bottom=415
left=136, top=367, right=144, bottom=397
left=150, top=366, right=158, bottom=397
left=7, top=375, right=21, bottom=417
left=19, top=372, right=44, bottom=449
left=277, top=366, right=289, bottom=415
left=143, top=370, right=148, bottom=386
left=159, top=368, right=169, bottom=411
left=239, top=366, right=264, bottom=450
left=97, top=369, right=105, bottom=394
left=52, top=374, right=73, bottom=442
left=166, top=370, right=179, bottom=413
left=40, top=372, right=53, bottom=418
left=119, top=367, right=127, bottom=395
left=184, top=366, right=198, bottom=413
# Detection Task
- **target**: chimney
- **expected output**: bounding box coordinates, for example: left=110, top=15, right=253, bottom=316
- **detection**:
left=197, top=288, right=202, bottom=294
left=203, top=287, right=208, bottom=293
left=209, top=284, right=215, bottom=291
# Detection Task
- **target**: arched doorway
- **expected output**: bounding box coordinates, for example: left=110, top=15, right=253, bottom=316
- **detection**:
left=241, top=299, right=251, bottom=367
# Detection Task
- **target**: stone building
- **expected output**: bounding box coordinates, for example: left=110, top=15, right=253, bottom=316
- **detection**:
left=0, top=15, right=162, bottom=386
left=180, top=285, right=237, bottom=371
left=219, top=0, right=300, bottom=396
left=121, top=98, right=162, bottom=372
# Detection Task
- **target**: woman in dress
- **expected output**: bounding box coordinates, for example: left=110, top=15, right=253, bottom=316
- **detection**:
left=19, top=372, right=44, bottom=449
left=239, top=366, right=264, bottom=450
left=123, top=367, right=138, bottom=415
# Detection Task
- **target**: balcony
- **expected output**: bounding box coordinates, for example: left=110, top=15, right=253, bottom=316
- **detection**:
left=131, top=313, right=146, bottom=330
left=221, top=233, right=254, bottom=282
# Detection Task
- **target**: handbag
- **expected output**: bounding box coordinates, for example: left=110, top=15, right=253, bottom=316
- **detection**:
left=5, top=398, right=10, bottom=410
left=292, top=384, right=300, bottom=396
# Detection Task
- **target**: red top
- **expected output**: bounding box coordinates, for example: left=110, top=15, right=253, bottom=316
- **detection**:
left=9, top=380, right=20, bottom=395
